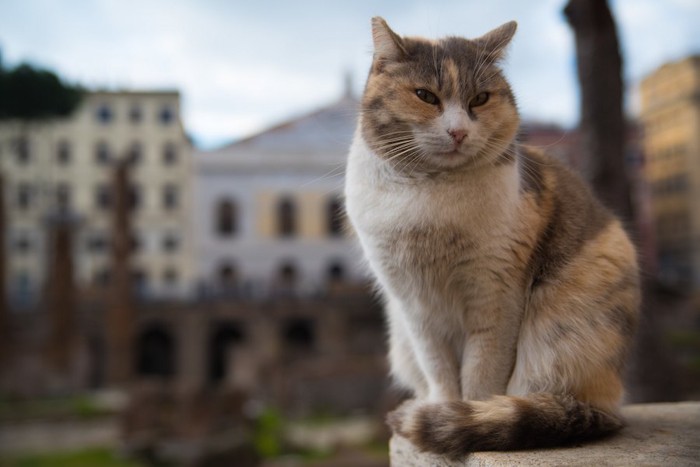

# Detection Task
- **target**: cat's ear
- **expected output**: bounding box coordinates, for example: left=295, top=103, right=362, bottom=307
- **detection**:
left=371, top=17, right=408, bottom=62
left=474, top=21, right=517, bottom=60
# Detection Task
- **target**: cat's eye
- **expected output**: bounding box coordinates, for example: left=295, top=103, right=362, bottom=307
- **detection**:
left=416, top=89, right=440, bottom=106
left=470, top=92, right=490, bottom=108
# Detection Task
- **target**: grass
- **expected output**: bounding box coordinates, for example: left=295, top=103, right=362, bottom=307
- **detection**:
left=0, top=448, right=144, bottom=467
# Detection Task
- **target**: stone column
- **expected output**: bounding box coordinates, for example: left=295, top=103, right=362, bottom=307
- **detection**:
left=177, top=309, right=207, bottom=394
left=106, top=160, right=134, bottom=386
left=44, top=214, right=77, bottom=374
left=0, top=174, right=8, bottom=363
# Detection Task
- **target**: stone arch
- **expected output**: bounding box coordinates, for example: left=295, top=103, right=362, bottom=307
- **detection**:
left=282, top=317, right=316, bottom=351
left=208, top=321, right=246, bottom=384
left=136, top=323, right=176, bottom=378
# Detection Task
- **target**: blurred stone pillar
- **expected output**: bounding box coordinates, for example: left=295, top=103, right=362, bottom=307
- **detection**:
left=318, top=304, right=345, bottom=357
left=106, top=160, right=135, bottom=386
left=177, top=310, right=206, bottom=394
left=44, top=214, right=77, bottom=374
left=0, top=174, right=9, bottom=363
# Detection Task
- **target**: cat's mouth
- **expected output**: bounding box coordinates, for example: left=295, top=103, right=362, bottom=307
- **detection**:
left=426, top=149, right=472, bottom=169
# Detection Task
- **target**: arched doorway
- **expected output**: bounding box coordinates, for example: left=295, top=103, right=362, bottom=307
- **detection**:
left=136, top=324, right=176, bottom=378
left=282, top=317, right=316, bottom=351
left=208, top=321, right=246, bottom=385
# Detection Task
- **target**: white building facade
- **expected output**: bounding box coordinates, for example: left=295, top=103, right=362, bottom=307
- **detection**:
left=193, top=95, right=367, bottom=297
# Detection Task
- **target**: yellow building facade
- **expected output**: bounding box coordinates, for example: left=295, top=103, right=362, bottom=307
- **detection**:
left=640, top=55, right=700, bottom=289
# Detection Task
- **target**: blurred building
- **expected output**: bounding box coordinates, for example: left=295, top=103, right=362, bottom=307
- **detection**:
left=639, top=55, right=700, bottom=290
left=193, top=92, right=367, bottom=298
left=519, top=122, right=584, bottom=171
left=0, top=91, right=196, bottom=307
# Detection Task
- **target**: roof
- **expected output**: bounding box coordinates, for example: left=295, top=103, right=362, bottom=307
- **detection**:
left=89, top=89, right=181, bottom=97
left=196, top=96, right=359, bottom=171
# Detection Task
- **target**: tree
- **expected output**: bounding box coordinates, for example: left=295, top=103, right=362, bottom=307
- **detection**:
left=565, top=0, right=683, bottom=403
left=564, top=0, right=632, bottom=220
left=0, top=63, right=83, bottom=121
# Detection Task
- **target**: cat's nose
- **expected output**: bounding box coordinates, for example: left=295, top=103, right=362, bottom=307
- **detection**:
left=447, top=128, right=467, bottom=145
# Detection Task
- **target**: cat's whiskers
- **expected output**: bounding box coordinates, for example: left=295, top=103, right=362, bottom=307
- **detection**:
left=374, top=140, right=419, bottom=158
left=472, top=41, right=490, bottom=90
left=374, top=138, right=420, bottom=159
left=473, top=32, right=514, bottom=85
left=476, top=69, right=504, bottom=88
left=300, top=163, right=349, bottom=187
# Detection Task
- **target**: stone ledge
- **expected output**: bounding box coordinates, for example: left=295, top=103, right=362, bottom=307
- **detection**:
left=390, top=402, right=700, bottom=466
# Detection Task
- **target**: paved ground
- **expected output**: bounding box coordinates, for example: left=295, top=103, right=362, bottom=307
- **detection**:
left=0, top=418, right=118, bottom=454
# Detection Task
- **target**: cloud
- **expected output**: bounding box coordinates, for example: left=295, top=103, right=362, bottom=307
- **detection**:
left=0, top=0, right=697, bottom=147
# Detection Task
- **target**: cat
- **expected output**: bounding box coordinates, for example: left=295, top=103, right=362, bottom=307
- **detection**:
left=344, top=17, right=640, bottom=458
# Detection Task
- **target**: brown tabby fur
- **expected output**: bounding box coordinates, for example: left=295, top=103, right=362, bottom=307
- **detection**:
left=343, top=17, right=640, bottom=459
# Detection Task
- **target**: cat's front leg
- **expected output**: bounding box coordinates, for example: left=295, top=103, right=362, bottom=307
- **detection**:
left=460, top=306, right=521, bottom=400
left=391, top=298, right=462, bottom=402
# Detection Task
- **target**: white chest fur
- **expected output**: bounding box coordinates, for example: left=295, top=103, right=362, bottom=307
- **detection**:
left=345, top=134, right=523, bottom=321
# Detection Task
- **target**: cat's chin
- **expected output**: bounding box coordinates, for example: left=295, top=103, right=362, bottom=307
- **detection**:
left=425, top=150, right=475, bottom=170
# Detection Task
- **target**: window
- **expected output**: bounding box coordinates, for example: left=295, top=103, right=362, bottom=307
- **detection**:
left=87, top=233, right=108, bottom=253
left=14, top=137, right=30, bottom=165
left=162, top=234, right=179, bottom=253
left=14, top=271, right=33, bottom=304
left=94, top=268, right=111, bottom=287
left=95, top=184, right=112, bottom=209
left=128, top=185, right=141, bottom=210
left=218, top=262, right=238, bottom=289
left=95, top=141, right=110, bottom=165
left=130, top=234, right=140, bottom=253
left=279, top=261, right=297, bottom=286
left=56, top=184, right=71, bottom=212
left=128, top=142, right=142, bottom=165
left=159, top=105, right=174, bottom=125
left=96, top=103, right=113, bottom=124
left=216, top=199, right=236, bottom=236
left=15, top=234, right=32, bottom=254
left=16, top=183, right=32, bottom=210
left=327, top=261, right=345, bottom=282
left=162, top=143, right=177, bottom=165
left=56, top=140, right=71, bottom=165
left=129, top=104, right=142, bottom=124
left=131, top=269, right=148, bottom=295
left=163, top=268, right=178, bottom=286
left=327, top=196, right=344, bottom=237
left=277, top=197, right=296, bottom=237
left=163, top=184, right=178, bottom=210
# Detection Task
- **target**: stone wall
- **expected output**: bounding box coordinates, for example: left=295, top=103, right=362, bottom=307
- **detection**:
left=390, top=402, right=700, bottom=466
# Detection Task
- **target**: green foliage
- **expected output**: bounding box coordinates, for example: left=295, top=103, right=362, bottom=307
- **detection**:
left=0, top=447, right=144, bottom=467
left=0, top=62, right=83, bottom=121
left=254, top=407, right=283, bottom=458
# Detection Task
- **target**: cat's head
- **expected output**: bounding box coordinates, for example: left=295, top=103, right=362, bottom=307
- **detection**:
left=361, top=17, right=519, bottom=174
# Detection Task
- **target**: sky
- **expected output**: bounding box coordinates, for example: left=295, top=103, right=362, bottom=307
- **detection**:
left=0, top=0, right=698, bottom=149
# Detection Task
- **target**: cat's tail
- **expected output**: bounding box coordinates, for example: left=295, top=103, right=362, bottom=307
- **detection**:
left=388, top=393, right=623, bottom=459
